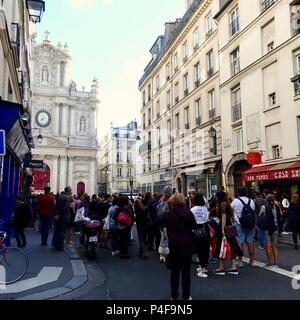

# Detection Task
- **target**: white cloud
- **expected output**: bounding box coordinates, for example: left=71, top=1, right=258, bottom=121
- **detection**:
left=68, top=0, right=112, bottom=8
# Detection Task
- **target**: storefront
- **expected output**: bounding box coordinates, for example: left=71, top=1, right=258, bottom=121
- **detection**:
left=0, top=100, right=32, bottom=245
left=243, top=160, right=300, bottom=196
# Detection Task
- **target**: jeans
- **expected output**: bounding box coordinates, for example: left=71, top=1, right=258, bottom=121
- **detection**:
left=257, top=226, right=265, bottom=248
left=40, top=215, right=52, bottom=245
left=136, top=225, right=147, bottom=255
left=14, top=227, right=26, bottom=248
left=169, top=255, right=192, bottom=300
left=111, top=229, right=119, bottom=252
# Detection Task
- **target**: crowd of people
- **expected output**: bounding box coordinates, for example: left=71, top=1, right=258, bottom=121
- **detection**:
left=10, top=184, right=300, bottom=300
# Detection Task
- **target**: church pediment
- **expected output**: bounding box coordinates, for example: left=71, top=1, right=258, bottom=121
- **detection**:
left=46, top=137, right=67, bottom=148
left=32, top=43, right=71, bottom=62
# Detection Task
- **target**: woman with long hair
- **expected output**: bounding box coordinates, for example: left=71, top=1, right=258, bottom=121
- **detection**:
left=287, top=194, right=300, bottom=250
left=213, top=191, right=241, bottom=275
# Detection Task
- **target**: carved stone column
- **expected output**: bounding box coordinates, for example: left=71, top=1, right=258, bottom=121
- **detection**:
left=61, top=104, right=68, bottom=137
left=89, top=158, right=96, bottom=195
left=69, top=105, right=76, bottom=137
left=54, top=103, right=60, bottom=136
left=67, top=156, right=74, bottom=190
left=59, top=156, right=67, bottom=191
left=51, top=156, right=58, bottom=194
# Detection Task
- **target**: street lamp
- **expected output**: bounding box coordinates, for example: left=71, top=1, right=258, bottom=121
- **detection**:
left=37, top=133, right=43, bottom=144
left=26, top=0, right=45, bottom=24
left=208, top=126, right=216, bottom=138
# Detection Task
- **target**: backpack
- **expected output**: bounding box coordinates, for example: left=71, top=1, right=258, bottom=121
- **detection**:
left=238, top=198, right=256, bottom=229
left=157, top=201, right=169, bottom=221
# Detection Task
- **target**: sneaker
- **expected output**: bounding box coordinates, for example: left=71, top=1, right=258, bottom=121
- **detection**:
left=112, top=251, right=119, bottom=256
left=282, top=231, right=289, bottom=235
left=258, top=246, right=264, bottom=250
left=249, top=261, right=256, bottom=268
left=237, top=260, right=244, bottom=268
left=188, top=296, right=193, bottom=300
left=210, top=258, right=218, bottom=263
left=226, top=269, right=239, bottom=275
left=197, top=271, right=208, bottom=278
left=213, top=269, right=225, bottom=276
left=272, top=264, right=279, bottom=269
left=264, top=263, right=273, bottom=268
left=196, top=266, right=201, bottom=272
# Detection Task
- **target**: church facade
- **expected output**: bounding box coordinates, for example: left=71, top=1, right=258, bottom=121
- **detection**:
left=30, top=34, right=100, bottom=195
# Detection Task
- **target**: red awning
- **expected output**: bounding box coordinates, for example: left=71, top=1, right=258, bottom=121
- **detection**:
left=243, top=161, right=300, bottom=182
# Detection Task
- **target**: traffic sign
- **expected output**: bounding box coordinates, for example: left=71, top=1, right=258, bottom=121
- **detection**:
left=0, top=130, right=5, bottom=156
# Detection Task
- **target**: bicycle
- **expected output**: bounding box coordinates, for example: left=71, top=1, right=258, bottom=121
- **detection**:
left=0, top=231, right=29, bottom=285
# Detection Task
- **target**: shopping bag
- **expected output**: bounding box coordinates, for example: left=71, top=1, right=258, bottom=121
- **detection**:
left=74, top=207, right=85, bottom=222
left=219, top=236, right=231, bottom=260
left=158, top=237, right=169, bottom=256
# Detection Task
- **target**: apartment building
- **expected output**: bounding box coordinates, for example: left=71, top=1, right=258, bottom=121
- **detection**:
left=139, top=0, right=223, bottom=197
left=215, top=0, right=300, bottom=197
left=99, top=121, right=142, bottom=195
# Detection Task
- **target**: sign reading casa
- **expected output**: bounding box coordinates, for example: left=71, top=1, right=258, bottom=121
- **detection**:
left=244, top=168, right=300, bottom=182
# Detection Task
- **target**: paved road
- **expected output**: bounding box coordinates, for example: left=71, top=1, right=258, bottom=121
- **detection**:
left=62, top=226, right=300, bottom=300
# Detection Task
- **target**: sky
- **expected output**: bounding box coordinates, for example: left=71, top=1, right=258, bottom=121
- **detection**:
left=36, top=0, right=186, bottom=139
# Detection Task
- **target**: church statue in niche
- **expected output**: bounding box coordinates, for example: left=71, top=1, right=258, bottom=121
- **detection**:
left=79, top=117, right=86, bottom=132
left=41, top=66, right=49, bottom=84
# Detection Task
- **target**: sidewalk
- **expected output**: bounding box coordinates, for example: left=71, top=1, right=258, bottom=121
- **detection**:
left=0, top=228, right=87, bottom=300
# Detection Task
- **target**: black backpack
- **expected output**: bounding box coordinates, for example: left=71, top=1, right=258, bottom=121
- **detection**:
left=238, top=198, right=256, bottom=229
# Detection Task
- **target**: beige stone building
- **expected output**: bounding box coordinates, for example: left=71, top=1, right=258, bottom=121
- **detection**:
left=99, top=121, right=141, bottom=195
left=215, top=0, right=300, bottom=197
left=139, top=0, right=222, bottom=197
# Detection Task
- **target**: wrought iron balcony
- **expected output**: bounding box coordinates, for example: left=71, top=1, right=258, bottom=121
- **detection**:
left=196, top=116, right=201, bottom=126
left=232, top=103, right=242, bottom=122
left=175, top=96, right=179, bottom=104
left=207, top=68, right=214, bottom=78
left=195, top=79, right=200, bottom=88
left=184, top=89, right=189, bottom=97
left=185, top=123, right=190, bottom=130
left=294, top=80, right=300, bottom=96
left=194, top=43, right=199, bottom=52
left=209, top=108, right=216, bottom=120
left=157, top=112, right=160, bottom=119
left=206, top=29, right=213, bottom=39
left=174, top=66, right=179, bottom=73
left=183, top=56, right=188, bottom=64
left=261, top=0, right=276, bottom=12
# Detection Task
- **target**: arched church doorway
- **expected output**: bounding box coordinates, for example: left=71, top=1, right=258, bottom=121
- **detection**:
left=232, top=160, right=251, bottom=197
left=32, top=164, right=50, bottom=193
left=77, top=182, right=85, bottom=196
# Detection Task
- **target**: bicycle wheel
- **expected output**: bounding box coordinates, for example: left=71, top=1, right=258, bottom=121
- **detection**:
left=0, top=246, right=29, bottom=285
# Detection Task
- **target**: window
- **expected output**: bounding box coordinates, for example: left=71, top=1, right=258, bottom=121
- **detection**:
left=194, top=62, right=200, bottom=86
left=148, top=108, right=151, bottom=126
left=193, top=28, right=199, bottom=50
left=117, top=168, right=122, bottom=178
left=166, top=90, right=171, bottom=109
left=272, top=145, right=282, bottom=159
left=143, top=114, right=146, bottom=129
left=206, top=12, right=213, bottom=38
left=127, top=141, right=132, bottom=150
left=291, top=2, right=300, bottom=36
left=234, top=128, right=243, bottom=153
left=296, top=53, right=300, bottom=74
left=266, top=122, right=281, bottom=159
left=127, top=168, right=132, bottom=177
left=231, top=47, right=240, bottom=76
left=207, top=50, right=214, bottom=77
left=8, top=80, right=13, bottom=101
left=184, top=107, right=190, bottom=129
left=116, top=140, right=121, bottom=149
left=183, top=42, right=188, bottom=62
left=267, top=41, right=274, bottom=52
left=195, top=99, right=202, bottom=125
left=208, top=89, right=216, bottom=119
left=167, top=119, right=171, bottom=140
left=60, top=62, right=65, bottom=87
left=156, top=100, right=160, bottom=118
left=176, top=146, right=180, bottom=163
left=269, top=92, right=277, bottom=106
left=166, top=63, right=171, bottom=80
left=196, top=136, right=203, bottom=159
left=174, top=52, right=178, bottom=72
left=261, top=19, right=275, bottom=55
left=127, top=152, right=132, bottom=163
left=174, top=82, right=179, bottom=103
left=185, top=142, right=191, bottom=161
left=116, top=152, right=122, bottom=163
left=142, top=91, right=146, bottom=106
left=230, top=7, right=239, bottom=36
left=156, top=75, right=160, bottom=92
left=183, top=73, right=189, bottom=95
left=157, top=127, right=161, bottom=146
left=175, top=113, right=180, bottom=136
left=232, top=87, right=241, bottom=122
left=148, top=84, right=151, bottom=102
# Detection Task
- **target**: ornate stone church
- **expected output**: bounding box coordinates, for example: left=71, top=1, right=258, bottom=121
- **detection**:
left=30, top=32, right=99, bottom=195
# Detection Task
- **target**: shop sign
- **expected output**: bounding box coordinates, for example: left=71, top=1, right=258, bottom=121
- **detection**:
left=24, top=160, right=44, bottom=169
left=247, top=152, right=262, bottom=165
left=244, top=168, right=300, bottom=182
left=0, top=130, right=5, bottom=156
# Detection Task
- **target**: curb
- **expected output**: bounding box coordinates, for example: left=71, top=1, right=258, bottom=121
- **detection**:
left=16, top=242, right=87, bottom=300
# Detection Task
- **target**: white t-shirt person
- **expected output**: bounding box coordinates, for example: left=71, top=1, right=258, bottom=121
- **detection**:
left=191, top=206, right=209, bottom=225
left=231, top=196, right=255, bottom=226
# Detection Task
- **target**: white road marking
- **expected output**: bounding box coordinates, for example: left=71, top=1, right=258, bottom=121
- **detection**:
left=0, top=267, right=63, bottom=294
left=242, top=257, right=296, bottom=279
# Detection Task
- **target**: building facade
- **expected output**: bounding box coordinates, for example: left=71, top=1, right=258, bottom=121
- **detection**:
left=215, top=0, right=300, bottom=197
left=139, top=0, right=222, bottom=197
left=30, top=34, right=100, bottom=195
left=99, top=121, right=141, bottom=195
left=0, top=0, right=44, bottom=243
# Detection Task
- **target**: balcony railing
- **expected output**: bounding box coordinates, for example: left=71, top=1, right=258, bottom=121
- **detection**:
left=174, top=66, right=179, bottom=73
left=184, top=89, right=189, bottom=97
left=206, top=29, right=213, bottom=39
left=183, top=56, right=188, bottom=64
left=196, top=116, right=201, bottom=126
left=185, top=123, right=190, bottom=130
left=294, top=80, right=300, bottom=96
left=167, top=103, right=171, bottom=110
left=231, top=60, right=240, bottom=76
left=209, top=108, right=216, bottom=120
left=195, top=79, right=200, bottom=88
left=261, top=0, right=276, bottom=12
left=194, top=43, right=199, bottom=52
left=157, top=112, right=160, bottom=119
left=207, top=68, right=214, bottom=78
left=232, top=103, right=242, bottom=122
left=175, top=96, right=179, bottom=104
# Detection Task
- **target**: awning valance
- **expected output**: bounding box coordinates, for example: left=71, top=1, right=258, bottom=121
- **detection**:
left=243, top=161, right=300, bottom=182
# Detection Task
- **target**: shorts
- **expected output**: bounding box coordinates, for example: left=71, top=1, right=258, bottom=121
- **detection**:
left=236, top=224, right=255, bottom=245
left=265, top=230, right=278, bottom=245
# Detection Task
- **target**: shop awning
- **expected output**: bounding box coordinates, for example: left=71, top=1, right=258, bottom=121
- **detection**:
left=243, top=161, right=300, bottom=182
